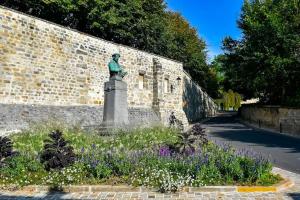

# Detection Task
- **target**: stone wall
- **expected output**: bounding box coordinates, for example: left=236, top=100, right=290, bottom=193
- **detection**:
left=0, top=6, right=216, bottom=134
left=183, top=73, right=217, bottom=122
left=240, top=105, right=300, bottom=138
left=0, top=104, right=160, bottom=135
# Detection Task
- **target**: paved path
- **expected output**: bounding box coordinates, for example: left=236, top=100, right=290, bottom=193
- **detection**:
left=0, top=167, right=299, bottom=199
left=202, top=112, right=300, bottom=174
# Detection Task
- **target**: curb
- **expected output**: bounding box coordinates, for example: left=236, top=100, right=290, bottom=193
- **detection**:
left=237, top=179, right=294, bottom=193
left=16, top=178, right=293, bottom=193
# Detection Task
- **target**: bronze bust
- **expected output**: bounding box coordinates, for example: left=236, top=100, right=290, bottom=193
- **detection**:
left=108, top=53, right=127, bottom=80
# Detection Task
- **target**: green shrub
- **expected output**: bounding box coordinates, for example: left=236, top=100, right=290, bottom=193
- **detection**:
left=1, top=125, right=280, bottom=192
left=41, top=162, right=87, bottom=188
left=0, top=155, right=46, bottom=186
left=11, top=121, right=104, bottom=155
left=112, top=126, right=179, bottom=150
left=131, top=166, right=193, bottom=192
left=195, top=164, right=222, bottom=185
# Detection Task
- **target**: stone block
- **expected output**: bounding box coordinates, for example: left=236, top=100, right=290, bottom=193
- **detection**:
left=102, top=78, right=129, bottom=127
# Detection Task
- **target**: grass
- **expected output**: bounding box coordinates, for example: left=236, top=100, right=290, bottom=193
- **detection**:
left=1, top=122, right=282, bottom=192
left=11, top=121, right=178, bottom=155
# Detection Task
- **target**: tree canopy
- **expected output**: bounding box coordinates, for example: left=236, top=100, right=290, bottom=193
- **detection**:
left=219, top=0, right=300, bottom=106
left=1, top=0, right=219, bottom=97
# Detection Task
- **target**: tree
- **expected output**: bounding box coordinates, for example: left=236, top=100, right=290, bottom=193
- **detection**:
left=164, top=12, right=215, bottom=94
left=220, top=90, right=242, bottom=111
left=220, top=0, right=300, bottom=106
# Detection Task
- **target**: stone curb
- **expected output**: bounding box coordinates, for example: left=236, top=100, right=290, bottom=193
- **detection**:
left=237, top=179, right=294, bottom=193
left=17, top=178, right=293, bottom=193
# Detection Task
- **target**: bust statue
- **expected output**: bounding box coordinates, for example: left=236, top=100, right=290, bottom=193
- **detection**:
left=108, top=53, right=127, bottom=80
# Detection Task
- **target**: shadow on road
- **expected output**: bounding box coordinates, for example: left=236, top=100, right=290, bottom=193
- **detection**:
left=203, top=113, right=300, bottom=154
left=287, top=193, right=300, bottom=200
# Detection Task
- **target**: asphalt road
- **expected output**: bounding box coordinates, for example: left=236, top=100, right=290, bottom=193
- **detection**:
left=202, top=112, right=300, bottom=174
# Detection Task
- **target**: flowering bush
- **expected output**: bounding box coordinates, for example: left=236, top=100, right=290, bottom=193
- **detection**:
left=0, top=155, right=45, bottom=186
left=131, top=167, right=194, bottom=192
left=41, top=163, right=87, bottom=188
left=1, top=125, right=280, bottom=192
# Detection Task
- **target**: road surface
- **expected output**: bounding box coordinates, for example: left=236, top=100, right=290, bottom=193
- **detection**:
left=202, top=112, right=300, bottom=174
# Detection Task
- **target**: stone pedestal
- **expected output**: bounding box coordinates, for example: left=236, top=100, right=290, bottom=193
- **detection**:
left=102, top=77, right=129, bottom=128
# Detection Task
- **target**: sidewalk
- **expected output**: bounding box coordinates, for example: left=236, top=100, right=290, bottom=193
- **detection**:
left=0, top=168, right=299, bottom=199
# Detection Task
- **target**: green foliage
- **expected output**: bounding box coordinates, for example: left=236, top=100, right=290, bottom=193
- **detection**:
left=0, top=155, right=46, bottom=186
left=174, top=132, right=197, bottom=155
left=11, top=121, right=104, bottom=155
left=164, top=12, right=216, bottom=94
left=131, top=166, right=193, bottom=192
left=93, top=162, right=113, bottom=179
left=234, top=92, right=242, bottom=110
left=42, top=162, right=87, bottom=187
left=195, top=164, right=222, bottom=185
left=112, top=126, right=179, bottom=150
left=171, top=124, right=207, bottom=155
left=220, top=0, right=300, bottom=106
left=220, top=90, right=242, bottom=111
left=208, top=56, right=226, bottom=98
left=40, top=130, right=76, bottom=171
left=1, top=124, right=280, bottom=192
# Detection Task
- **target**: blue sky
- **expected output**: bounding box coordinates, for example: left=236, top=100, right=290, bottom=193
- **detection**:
left=165, top=0, right=244, bottom=61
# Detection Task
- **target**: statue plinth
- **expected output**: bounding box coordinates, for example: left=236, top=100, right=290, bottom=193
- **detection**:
left=102, top=76, right=129, bottom=128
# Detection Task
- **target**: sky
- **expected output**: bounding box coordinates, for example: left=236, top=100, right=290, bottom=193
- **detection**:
left=165, top=0, right=244, bottom=61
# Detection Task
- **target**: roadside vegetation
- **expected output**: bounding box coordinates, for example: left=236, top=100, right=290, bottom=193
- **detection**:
left=0, top=123, right=281, bottom=193
left=212, top=0, right=300, bottom=107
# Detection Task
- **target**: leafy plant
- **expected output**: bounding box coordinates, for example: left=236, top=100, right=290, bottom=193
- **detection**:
left=0, top=136, right=18, bottom=167
left=40, top=130, right=76, bottom=171
left=170, top=123, right=208, bottom=155
left=174, top=132, right=197, bottom=155
left=0, top=126, right=280, bottom=190
left=188, top=123, right=208, bottom=145
left=0, top=155, right=45, bottom=186
left=42, top=162, right=87, bottom=187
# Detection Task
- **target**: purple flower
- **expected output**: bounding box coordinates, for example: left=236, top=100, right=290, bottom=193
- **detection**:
left=159, top=146, right=171, bottom=157
left=185, top=148, right=195, bottom=156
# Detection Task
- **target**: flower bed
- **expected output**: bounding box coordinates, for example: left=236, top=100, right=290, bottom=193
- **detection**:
left=0, top=122, right=281, bottom=193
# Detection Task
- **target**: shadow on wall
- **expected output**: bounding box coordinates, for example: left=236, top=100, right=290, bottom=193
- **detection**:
left=183, top=77, right=205, bottom=122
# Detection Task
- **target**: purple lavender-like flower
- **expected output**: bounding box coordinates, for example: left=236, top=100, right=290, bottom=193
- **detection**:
left=185, top=148, right=195, bottom=156
left=159, top=146, right=171, bottom=157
